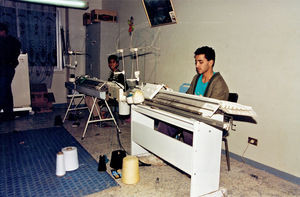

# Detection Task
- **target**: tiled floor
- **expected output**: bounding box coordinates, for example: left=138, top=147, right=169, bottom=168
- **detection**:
left=1, top=107, right=299, bottom=197
left=0, top=127, right=118, bottom=197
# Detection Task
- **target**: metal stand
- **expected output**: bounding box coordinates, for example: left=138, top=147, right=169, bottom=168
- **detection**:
left=63, top=93, right=88, bottom=123
left=63, top=92, right=121, bottom=140
left=81, top=96, right=121, bottom=140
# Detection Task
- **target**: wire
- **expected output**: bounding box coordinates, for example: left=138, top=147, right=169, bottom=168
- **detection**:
left=117, top=50, right=126, bottom=89
left=241, top=143, right=249, bottom=163
left=116, top=128, right=126, bottom=152
left=131, top=54, right=134, bottom=79
left=114, top=123, right=151, bottom=167
left=135, top=50, right=139, bottom=71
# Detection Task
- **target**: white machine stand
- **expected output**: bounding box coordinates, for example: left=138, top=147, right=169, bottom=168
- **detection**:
left=131, top=104, right=223, bottom=196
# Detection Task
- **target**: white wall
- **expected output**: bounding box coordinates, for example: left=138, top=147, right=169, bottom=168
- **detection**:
left=100, top=0, right=300, bottom=177
left=102, top=0, right=162, bottom=83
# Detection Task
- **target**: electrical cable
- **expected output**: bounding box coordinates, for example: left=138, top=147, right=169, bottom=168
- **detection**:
left=240, top=142, right=261, bottom=183
left=135, top=49, right=139, bottom=72
left=115, top=124, right=151, bottom=167
left=116, top=128, right=126, bottom=152
left=131, top=53, right=134, bottom=79
left=120, top=50, right=126, bottom=90
left=241, top=143, right=249, bottom=163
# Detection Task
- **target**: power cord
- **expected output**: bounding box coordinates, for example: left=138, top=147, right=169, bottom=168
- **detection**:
left=241, top=143, right=250, bottom=164
left=240, top=143, right=260, bottom=181
left=115, top=128, right=151, bottom=167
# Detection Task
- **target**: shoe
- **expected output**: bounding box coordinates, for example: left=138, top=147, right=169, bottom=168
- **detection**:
left=125, top=118, right=131, bottom=123
left=98, top=122, right=110, bottom=128
left=72, top=121, right=80, bottom=127
left=92, top=115, right=100, bottom=120
left=101, top=111, right=109, bottom=119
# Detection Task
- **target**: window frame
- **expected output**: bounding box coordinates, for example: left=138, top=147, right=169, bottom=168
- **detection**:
left=55, top=8, right=63, bottom=71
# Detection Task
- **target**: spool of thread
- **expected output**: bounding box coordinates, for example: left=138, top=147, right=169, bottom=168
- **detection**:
left=56, top=152, right=66, bottom=176
left=121, top=155, right=139, bottom=184
left=132, top=90, right=144, bottom=104
left=69, top=74, right=75, bottom=82
left=62, top=146, right=79, bottom=171
left=119, top=101, right=130, bottom=115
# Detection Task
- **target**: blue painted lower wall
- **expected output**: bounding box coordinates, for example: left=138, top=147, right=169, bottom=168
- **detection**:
left=221, top=150, right=300, bottom=185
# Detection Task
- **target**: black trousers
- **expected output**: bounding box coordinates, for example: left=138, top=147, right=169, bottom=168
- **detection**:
left=0, top=68, right=15, bottom=119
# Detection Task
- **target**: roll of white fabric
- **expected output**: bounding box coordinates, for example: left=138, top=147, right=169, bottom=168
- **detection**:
left=62, top=146, right=79, bottom=171
left=56, top=152, right=66, bottom=176
left=121, top=155, right=140, bottom=184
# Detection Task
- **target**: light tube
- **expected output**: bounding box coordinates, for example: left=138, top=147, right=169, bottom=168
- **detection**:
left=18, top=0, right=88, bottom=9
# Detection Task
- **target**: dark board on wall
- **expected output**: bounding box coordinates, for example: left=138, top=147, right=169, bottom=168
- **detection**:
left=142, top=0, right=177, bottom=27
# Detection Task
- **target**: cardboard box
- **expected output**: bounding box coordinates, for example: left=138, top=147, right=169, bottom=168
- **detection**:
left=91, top=9, right=117, bottom=23
left=83, top=13, right=91, bottom=25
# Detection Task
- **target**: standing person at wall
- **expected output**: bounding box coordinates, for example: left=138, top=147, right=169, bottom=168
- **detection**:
left=0, top=23, right=21, bottom=122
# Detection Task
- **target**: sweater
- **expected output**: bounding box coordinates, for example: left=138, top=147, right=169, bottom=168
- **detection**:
left=186, top=72, right=229, bottom=101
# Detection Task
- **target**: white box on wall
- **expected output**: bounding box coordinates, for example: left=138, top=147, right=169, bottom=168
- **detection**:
left=12, top=53, right=32, bottom=111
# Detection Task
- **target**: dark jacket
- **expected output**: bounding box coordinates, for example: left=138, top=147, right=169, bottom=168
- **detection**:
left=108, top=69, right=128, bottom=90
left=0, top=35, right=21, bottom=76
left=186, top=72, right=229, bottom=101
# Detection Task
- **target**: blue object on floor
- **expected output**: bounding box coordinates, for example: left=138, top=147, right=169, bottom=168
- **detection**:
left=0, top=127, right=118, bottom=197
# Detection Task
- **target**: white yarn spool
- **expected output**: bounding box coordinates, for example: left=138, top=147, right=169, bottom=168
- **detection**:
left=119, top=101, right=130, bottom=115
left=62, top=146, right=79, bottom=171
left=121, top=155, right=139, bottom=184
left=69, top=78, right=75, bottom=83
left=132, top=90, right=144, bottom=104
left=56, top=152, right=66, bottom=176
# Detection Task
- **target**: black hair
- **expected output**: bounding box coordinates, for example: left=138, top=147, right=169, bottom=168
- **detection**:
left=0, top=23, right=8, bottom=33
left=194, top=46, right=216, bottom=67
left=108, top=54, right=119, bottom=63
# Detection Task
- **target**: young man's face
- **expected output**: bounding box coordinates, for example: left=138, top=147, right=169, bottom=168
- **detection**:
left=108, top=59, right=119, bottom=71
left=194, top=54, right=213, bottom=75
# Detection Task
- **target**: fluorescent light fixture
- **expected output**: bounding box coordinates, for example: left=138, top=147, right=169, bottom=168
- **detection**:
left=18, top=0, right=89, bottom=9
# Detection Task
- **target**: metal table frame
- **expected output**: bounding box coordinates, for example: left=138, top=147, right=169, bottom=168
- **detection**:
left=63, top=93, right=88, bottom=123
left=63, top=92, right=120, bottom=139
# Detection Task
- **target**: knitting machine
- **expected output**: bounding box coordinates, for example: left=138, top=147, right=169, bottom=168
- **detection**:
left=131, top=83, right=257, bottom=197
left=140, top=83, right=256, bottom=130
left=63, top=75, right=131, bottom=139
left=75, top=76, right=108, bottom=100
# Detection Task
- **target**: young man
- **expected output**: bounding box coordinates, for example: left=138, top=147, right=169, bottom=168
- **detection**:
left=107, top=55, right=126, bottom=87
left=158, top=46, right=229, bottom=145
left=85, top=55, right=126, bottom=118
left=186, top=46, right=228, bottom=100
left=0, top=23, right=21, bottom=121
